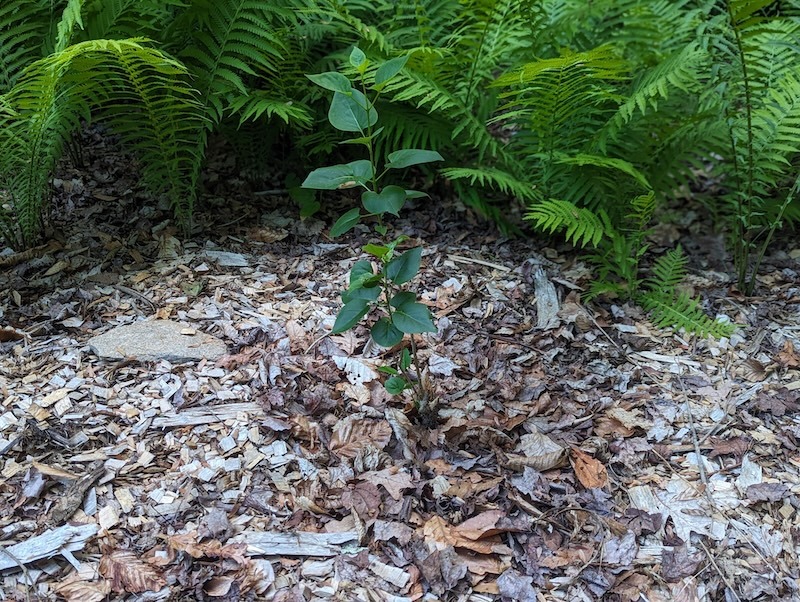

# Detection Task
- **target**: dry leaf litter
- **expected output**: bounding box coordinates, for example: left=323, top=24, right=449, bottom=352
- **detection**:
left=1, top=134, right=799, bottom=601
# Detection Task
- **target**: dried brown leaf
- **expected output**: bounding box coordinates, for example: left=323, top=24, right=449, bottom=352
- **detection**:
left=99, top=550, right=166, bottom=593
left=422, top=515, right=512, bottom=555
left=571, top=448, right=608, bottom=489
left=776, top=340, right=800, bottom=368
left=708, top=436, right=750, bottom=458
left=360, top=467, right=414, bottom=501
left=329, top=415, right=392, bottom=458
left=166, top=532, right=248, bottom=564
left=342, top=481, right=381, bottom=518
left=54, top=571, right=111, bottom=602
left=745, top=482, right=789, bottom=502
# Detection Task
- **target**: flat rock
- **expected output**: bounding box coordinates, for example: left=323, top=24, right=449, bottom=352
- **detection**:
left=204, top=250, right=249, bottom=267
left=87, top=320, right=226, bottom=362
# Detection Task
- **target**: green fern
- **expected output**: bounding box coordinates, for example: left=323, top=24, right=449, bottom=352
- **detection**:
left=441, top=167, right=538, bottom=202
left=0, top=38, right=205, bottom=245
left=639, top=247, right=735, bottom=339
left=0, top=0, right=55, bottom=91
left=525, top=199, right=608, bottom=248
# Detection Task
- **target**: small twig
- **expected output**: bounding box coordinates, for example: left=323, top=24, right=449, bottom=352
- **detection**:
left=676, top=376, right=710, bottom=490
left=113, top=284, right=156, bottom=311
left=698, top=540, right=742, bottom=602
left=0, top=547, right=32, bottom=602
left=447, top=253, right=511, bottom=272
left=253, top=188, right=289, bottom=196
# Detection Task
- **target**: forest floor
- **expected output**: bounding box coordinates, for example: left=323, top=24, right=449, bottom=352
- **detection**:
left=1, top=133, right=799, bottom=602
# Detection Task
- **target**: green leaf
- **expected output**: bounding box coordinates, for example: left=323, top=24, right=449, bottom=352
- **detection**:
left=399, top=348, right=411, bottom=371
left=350, top=260, right=374, bottom=285
left=349, top=46, right=367, bottom=69
left=375, top=55, right=409, bottom=87
left=372, top=318, right=403, bottom=347
left=405, top=190, right=429, bottom=199
left=331, top=299, right=369, bottom=334
left=340, top=127, right=384, bottom=147
left=305, top=72, right=352, bottom=94
left=364, top=244, right=391, bottom=259
left=386, top=247, right=422, bottom=285
left=375, top=225, right=388, bottom=236
left=378, top=365, right=399, bottom=375
left=384, top=376, right=408, bottom=395
left=329, top=89, right=377, bottom=132
left=362, top=186, right=407, bottom=216
left=386, top=149, right=444, bottom=170
left=289, top=187, right=320, bottom=218
left=330, top=208, right=362, bottom=237
left=342, top=285, right=380, bottom=304
left=390, top=293, right=436, bottom=334
left=302, top=160, right=374, bottom=190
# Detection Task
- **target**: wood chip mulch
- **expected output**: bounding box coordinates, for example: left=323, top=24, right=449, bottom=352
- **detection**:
left=1, top=137, right=800, bottom=601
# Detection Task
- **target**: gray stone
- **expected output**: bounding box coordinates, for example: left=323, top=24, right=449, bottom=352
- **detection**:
left=87, top=320, right=226, bottom=362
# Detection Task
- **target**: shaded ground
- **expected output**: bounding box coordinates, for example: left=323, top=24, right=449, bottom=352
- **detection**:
left=1, top=135, right=800, bottom=601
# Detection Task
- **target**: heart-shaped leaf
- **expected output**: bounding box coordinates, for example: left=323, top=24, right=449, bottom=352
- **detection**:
left=390, top=292, right=436, bottom=334
left=306, top=72, right=352, bottom=93
left=375, top=55, right=409, bottom=87
left=302, top=160, right=373, bottom=190
left=384, top=376, right=408, bottom=395
left=329, top=89, right=377, bottom=132
left=331, top=299, right=369, bottom=334
left=362, top=186, right=407, bottom=216
left=386, top=149, right=444, bottom=170
left=372, top=318, right=403, bottom=347
left=350, top=46, right=367, bottom=69
left=330, top=207, right=362, bottom=237
left=386, top=247, right=422, bottom=285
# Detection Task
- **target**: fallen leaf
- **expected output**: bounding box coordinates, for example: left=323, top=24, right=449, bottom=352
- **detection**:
left=497, top=568, right=539, bottom=600
left=776, top=340, right=800, bottom=368
left=419, top=547, right=467, bottom=596
left=361, top=466, right=414, bottom=501
left=422, top=514, right=512, bottom=555
left=166, top=532, right=248, bottom=564
left=54, top=571, right=111, bottom=602
left=745, top=482, right=789, bottom=502
left=506, top=430, right=567, bottom=471
left=329, top=414, right=392, bottom=458
left=99, top=550, right=166, bottom=593
left=662, top=546, right=702, bottom=582
left=571, top=448, right=608, bottom=489
left=342, top=481, right=381, bottom=518
left=373, top=520, right=414, bottom=545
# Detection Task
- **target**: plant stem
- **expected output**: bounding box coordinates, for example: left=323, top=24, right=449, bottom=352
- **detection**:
left=747, top=174, right=800, bottom=294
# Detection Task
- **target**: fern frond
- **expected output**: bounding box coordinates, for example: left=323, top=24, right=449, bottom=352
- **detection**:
left=0, top=39, right=205, bottom=245
left=228, top=91, right=313, bottom=127
left=600, top=41, right=708, bottom=147
left=638, top=246, right=734, bottom=338
left=178, top=0, right=292, bottom=125
left=82, top=0, right=184, bottom=41
left=639, top=290, right=734, bottom=338
left=525, top=199, right=607, bottom=247
left=55, top=0, right=86, bottom=52
left=645, top=246, right=688, bottom=291
left=441, top=166, right=538, bottom=202
left=0, top=0, right=54, bottom=91
left=91, top=40, right=207, bottom=223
